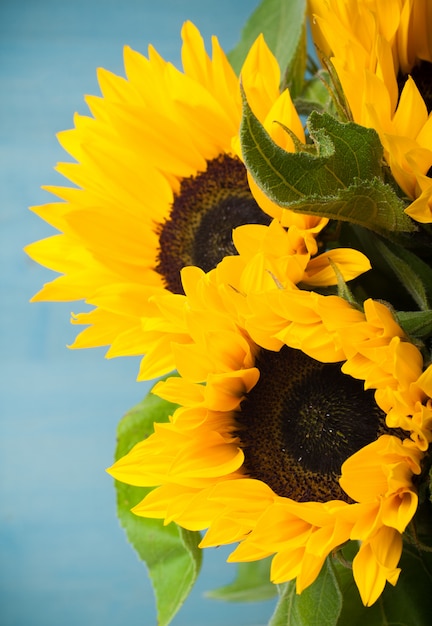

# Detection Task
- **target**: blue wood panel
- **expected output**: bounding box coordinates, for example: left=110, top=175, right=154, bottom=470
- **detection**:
left=0, top=1, right=276, bottom=624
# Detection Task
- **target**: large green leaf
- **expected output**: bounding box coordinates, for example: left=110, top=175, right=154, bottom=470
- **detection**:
left=240, top=94, right=417, bottom=236
left=206, top=558, right=277, bottom=603
left=113, top=390, right=203, bottom=626
left=241, top=103, right=383, bottom=195
left=269, top=583, right=302, bottom=626
left=269, top=559, right=342, bottom=626
left=228, top=0, right=307, bottom=95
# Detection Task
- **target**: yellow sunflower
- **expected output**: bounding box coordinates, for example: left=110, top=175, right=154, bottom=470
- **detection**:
left=25, top=21, right=371, bottom=381
left=24, top=22, right=307, bottom=379
left=128, top=217, right=370, bottom=378
left=107, top=260, right=431, bottom=607
left=308, top=0, right=432, bottom=223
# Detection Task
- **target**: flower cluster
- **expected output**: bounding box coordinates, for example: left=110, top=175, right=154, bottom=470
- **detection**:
left=27, top=0, right=432, bottom=618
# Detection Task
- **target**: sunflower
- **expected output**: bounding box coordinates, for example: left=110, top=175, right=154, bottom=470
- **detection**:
left=308, top=0, right=432, bottom=223
left=128, top=216, right=371, bottom=378
left=107, top=259, right=431, bottom=607
left=24, top=22, right=322, bottom=379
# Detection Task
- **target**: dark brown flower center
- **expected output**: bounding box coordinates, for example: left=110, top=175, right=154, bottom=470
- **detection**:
left=237, top=345, right=400, bottom=503
left=398, top=60, right=432, bottom=114
left=155, top=154, right=271, bottom=294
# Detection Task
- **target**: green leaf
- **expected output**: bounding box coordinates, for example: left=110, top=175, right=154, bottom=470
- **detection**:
left=240, top=96, right=417, bottom=236
left=269, top=583, right=301, bottom=626
left=114, top=390, right=203, bottom=626
left=205, top=558, right=277, bottom=603
left=283, top=18, right=307, bottom=98
left=373, top=237, right=432, bottom=310
left=115, top=389, right=175, bottom=456
left=396, top=310, right=432, bottom=340
left=241, top=103, right=383, bottom=196
left=334, top=543, right=432, bottom=626
left=286, top=178, right=418, bottom=237
left=269, top=559, right=342, bottom=626
left=228, top=0, right=307, bottom=94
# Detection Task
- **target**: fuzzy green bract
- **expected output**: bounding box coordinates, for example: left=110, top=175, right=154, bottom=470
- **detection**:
left=240, top=93, right=417, bottom=237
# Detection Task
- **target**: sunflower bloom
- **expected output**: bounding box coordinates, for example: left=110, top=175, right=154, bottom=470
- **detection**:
left=24, top=22, right=313, bottom=379
left=132, top=218, right=370, bottom=378
left=108, top=259, right=430, bottom=606
left=25, top=21, right=372, bottom=380
left=308, top=0, right=432, bottom=223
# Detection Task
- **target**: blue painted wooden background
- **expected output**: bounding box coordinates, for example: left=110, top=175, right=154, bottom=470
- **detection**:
left=0, top=1, right=278, bottom=624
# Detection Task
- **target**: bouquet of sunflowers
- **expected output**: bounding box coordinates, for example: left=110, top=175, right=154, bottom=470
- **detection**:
left=25, top=1, right=432, bottom=624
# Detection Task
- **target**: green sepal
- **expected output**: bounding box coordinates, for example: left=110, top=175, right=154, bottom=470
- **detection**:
left=314, top=54, right=353, bottom=121
left=373, top=237, right=432, bottom=310
left=327, top=257, right=362, bottom=309
left=396, top=310, right=432, bottom=339
left=240, top=95, right=417, bottom=236
left=228, top=0, right=307, bottom=95
left=205, top=558, right=277, bottom=603
left=113, top=388, right=202, bottom=626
